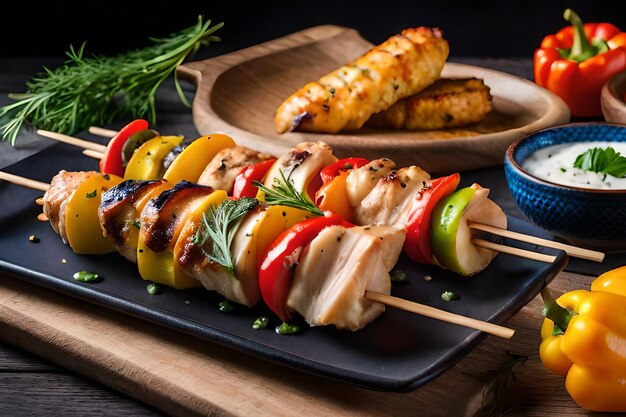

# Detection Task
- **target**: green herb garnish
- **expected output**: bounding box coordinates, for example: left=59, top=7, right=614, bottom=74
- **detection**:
left=195, top=197, right=259, bottom=274
left=218, top=299, right=236, bottom=313
left=390, top=269, right=407, bottom=282
left=441, top=291, right=458, bottom=301
left=573, top=146, right=626, bottom=178
left=132, top=219, right=141, bottom=230
left=0, top=17, right=223, bottom=145
left=147, top=283, right=161, bottom=295
left=254, top=168, right=324, bottom=216
left=275, top=322, right=301, bottom=335
left=85, top=189, right=97, bottom=199
left=73, top=271, right=101, bottom=283
left=252, top=316, right=269, bottom=330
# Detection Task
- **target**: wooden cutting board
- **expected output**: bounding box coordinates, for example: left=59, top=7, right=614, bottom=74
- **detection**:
left=0, top=271, right=593, bottom=416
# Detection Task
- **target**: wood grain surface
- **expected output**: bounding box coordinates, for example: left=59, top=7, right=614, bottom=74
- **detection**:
left=0, top=271, right=601, bottom=417
left=177, top=25, right=570, bottom=174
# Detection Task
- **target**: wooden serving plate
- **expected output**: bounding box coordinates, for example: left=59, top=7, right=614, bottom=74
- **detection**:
left=177, top=25, right=571, bottom=173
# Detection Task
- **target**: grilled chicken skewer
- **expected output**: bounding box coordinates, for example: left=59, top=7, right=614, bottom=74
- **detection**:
left=30, top=121, right=604, bottom=265
left=1, top=170, right=516, bottom=338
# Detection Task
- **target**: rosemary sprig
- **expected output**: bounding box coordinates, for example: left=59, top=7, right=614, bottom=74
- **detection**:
left=254, top=169, right=324, bottom=216
left=472, top=351, right=527, bottom=417
left=195, top=197, right=259, bottom=274
left=0, top=16, right=223, bottom=145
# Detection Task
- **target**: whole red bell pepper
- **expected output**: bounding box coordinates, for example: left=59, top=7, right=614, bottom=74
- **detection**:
left=258, top=213, right=351, bottom=322
left=534, top=9, right=626, bottom=117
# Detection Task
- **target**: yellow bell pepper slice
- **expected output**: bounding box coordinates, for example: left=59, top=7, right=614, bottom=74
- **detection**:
left=235, top=205, right=311, bottom=282
left=124, top=135, right=183, bottom=180
left=136, top=187, right=220, bottom=290
left=65, top=173, right=123, bottom=254
left=315, top=171, right=353, bottom=221
left=163, top=134, right=236, bottom=184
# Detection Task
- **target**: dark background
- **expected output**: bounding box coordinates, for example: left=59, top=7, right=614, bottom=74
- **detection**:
left=1, top=0, right=624, bottom=59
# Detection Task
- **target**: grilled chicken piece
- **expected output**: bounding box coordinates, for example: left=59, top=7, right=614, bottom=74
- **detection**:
left=275, top=27, right=449, bottom=134
left=263, top=142, right=337, bottom=197
left=175, top=191, right=257, bottom=304
left=98, top=179, right=170, bottom=262
left=367, top=78, right=493, bottom=130
left=287, top=225, right=406, bottom=331
left=354, top=166, right=431, bottom=227
left=140, top=181, right=215, bottom=253
left=43, top=170, right=96, bottom=243
left=179, top=201, right=309, bottom=307
left=197, top=146, right=274, bottom=193
left=345, top=158, right=396, bottom=207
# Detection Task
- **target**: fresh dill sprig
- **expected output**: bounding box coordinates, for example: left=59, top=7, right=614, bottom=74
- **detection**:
left=254, top=169, right=324, bottom=216
left=0, top=16, right=223, bottom=145
left=195, top=197, right=259, bottom=274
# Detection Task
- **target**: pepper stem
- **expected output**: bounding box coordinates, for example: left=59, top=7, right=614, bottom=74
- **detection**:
left=563, top=8, right=597, bottom=63
left=541, top=287, right=576, bottom=336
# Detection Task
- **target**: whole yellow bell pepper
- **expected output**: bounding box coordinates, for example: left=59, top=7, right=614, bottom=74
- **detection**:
left=540, top=266, right=626, bottom=412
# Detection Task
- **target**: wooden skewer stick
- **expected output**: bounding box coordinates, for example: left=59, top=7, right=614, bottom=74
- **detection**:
left=88, top=126, right=118, bottom=138
left=82, top=149, right=106, bottom=160
left=0, top=171, right=49, bottom=192
left=37, top=129, right=107, bottom=153
left=469, top=222, right=604, bottom=262
left=365, top=291, right=515, bottom=339
left=473, top=238, right=557, bottom=263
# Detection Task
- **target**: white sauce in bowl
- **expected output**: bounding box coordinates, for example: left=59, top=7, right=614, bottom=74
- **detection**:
left=522, top=141, right=626, bottom=189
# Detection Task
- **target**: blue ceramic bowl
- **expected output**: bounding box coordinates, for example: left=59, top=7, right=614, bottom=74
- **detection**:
left=504, top=122, right=626, bottom=251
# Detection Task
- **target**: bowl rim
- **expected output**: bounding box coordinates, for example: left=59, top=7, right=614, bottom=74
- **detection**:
left=602, top=70, right=626, bottom=107
left=505, top=122, right=626, bottom=195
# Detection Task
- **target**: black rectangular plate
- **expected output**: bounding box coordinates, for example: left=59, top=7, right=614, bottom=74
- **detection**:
left=0, top=143, right=567, bottom=392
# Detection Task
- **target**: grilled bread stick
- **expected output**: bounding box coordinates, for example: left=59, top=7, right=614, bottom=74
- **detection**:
left=367, top=78, right=493, bottom=130
left=275, top=27, right=449, bottom=134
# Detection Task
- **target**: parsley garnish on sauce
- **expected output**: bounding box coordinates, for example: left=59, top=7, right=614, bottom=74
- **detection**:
left=573, top=146, right=626, bottom=178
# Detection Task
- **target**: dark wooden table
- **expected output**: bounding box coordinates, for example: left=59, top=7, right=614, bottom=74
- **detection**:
left=1, top=55, right=581, bottom=417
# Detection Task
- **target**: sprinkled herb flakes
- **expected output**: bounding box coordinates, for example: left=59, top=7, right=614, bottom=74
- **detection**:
left=73, top=271, right=101, bottom=283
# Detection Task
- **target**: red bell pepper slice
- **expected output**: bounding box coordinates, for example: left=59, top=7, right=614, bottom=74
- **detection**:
left=403, top=173, right=460, bottom=264
left=319, top=157, right=369, bottom=184
left=232, top=158, right=277, bottom=198
left=99, top=119, right=149, bottom=177
left=258, top=213, right=351, bottom=322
